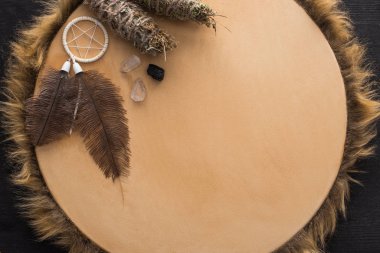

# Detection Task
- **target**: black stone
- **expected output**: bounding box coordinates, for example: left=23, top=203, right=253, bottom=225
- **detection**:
left=147, top=64, right=165, bottom=81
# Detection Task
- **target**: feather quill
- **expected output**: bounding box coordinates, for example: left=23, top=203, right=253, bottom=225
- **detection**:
left=74, top=70, right=130, bottom=180
left=25, top=63, right=74, bottom=146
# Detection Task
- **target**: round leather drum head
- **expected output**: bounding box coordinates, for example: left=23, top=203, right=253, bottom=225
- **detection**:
left=3, top=0, right=379, bottom=252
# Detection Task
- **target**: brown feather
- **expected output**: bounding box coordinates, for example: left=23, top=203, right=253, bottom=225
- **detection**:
left=25, top=68, right=74, bottom=146
left=74, top=71, right=130, bottom=180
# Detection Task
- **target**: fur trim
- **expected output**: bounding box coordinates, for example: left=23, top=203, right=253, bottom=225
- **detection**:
left=275, top=0, right=380, bottom=252
left=1, top=0, right=104, bottom=252
left=1, top=0, right=379, bottom=252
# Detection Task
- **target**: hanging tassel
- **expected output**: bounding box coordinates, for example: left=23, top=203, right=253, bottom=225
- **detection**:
left=25, top=60, right=74, bottom=146
left=72, top=62, right=130, bottom=180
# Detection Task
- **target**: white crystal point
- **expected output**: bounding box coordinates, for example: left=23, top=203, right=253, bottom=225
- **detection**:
left=121, top=55, right=141, bottom=73
left=131, top=78, right=147, bottom=102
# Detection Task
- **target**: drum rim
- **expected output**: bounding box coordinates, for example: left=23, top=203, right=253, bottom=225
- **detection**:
left=1, top=0, right=379, bottom=252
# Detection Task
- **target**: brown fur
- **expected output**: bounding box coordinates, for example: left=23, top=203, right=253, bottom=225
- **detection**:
left=275, top=0, right=380, bottom=252
left=1, top=0, right=105, bottom=252
left=1, top=0, right=379, bottom=252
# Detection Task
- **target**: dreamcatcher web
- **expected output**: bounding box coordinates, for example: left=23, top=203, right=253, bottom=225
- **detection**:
left=63, top=16, right=109, bottom=63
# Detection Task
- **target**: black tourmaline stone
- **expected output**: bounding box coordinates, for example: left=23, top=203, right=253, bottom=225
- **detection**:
left=147, top=64, right=165, bottom=81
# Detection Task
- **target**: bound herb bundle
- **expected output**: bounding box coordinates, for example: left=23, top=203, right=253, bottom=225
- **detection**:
left=133, top=0, right=216, bottom=29
left=85, top=0, right=176, bottom=55
left=85, top=0, right=217, bottom=55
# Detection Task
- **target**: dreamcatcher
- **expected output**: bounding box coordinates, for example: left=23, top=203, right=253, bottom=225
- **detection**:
left=25, top=0, right=218, bottom=181
left=25, top=16, right=130, bottom=181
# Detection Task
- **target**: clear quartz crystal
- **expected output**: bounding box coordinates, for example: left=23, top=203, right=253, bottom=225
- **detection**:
left=131, top=78, right=147, bottom=102
left=120, top=55, right=141, bottom=73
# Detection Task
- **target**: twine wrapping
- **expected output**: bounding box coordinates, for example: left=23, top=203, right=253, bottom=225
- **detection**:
left=132, top=0, right=216, bottom=29
left=85, top=0, right=177, bottom=55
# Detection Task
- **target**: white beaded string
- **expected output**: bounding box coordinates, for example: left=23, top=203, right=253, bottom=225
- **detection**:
left=63, top=16, right=109, bottom=63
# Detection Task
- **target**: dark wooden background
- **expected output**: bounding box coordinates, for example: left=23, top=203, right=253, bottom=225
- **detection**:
left=0, top=0, right=379, bottom=252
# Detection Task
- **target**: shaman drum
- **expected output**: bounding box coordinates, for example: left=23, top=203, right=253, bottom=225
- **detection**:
left=5, top=0, right=378, bottom=252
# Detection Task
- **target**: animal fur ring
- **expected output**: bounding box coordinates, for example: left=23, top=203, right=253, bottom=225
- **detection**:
left=1, top=0, right=379, bottom=252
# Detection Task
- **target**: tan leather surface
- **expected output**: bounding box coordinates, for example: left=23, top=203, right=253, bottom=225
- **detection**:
left=35, top=0, right=347, bottom=252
